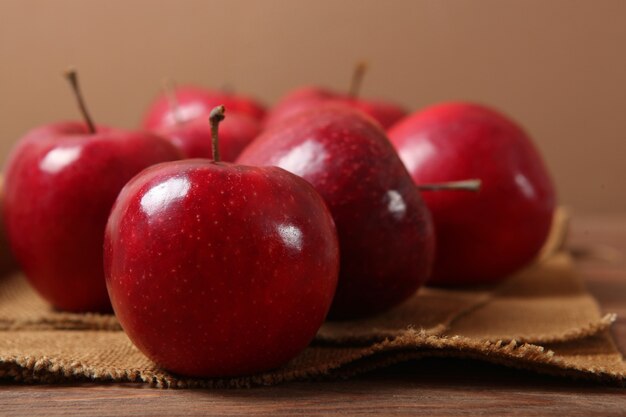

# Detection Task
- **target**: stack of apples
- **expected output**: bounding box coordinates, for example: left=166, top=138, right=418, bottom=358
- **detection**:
left=1, top=67, right=555, bottom=378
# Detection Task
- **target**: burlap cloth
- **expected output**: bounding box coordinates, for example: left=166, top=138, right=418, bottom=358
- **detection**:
left=0, top=209, right=624, bottom=388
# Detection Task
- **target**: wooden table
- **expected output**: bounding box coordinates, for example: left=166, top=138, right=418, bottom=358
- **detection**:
left=1, top=214, right=625, bottom=416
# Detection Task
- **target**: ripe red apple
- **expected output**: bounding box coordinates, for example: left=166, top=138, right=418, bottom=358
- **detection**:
left=388, top=102, right=556, bottom=285
left=105, top=106, right=339, bottom=377
left=157, top=108, right=260, bottom=162
left=2, top=69, right=182, bottom=312
left=264, top=63, right=407, bottom=129
left=142, top=84, right=266, bottom=130
left=237, top=105, right=434, bottom=319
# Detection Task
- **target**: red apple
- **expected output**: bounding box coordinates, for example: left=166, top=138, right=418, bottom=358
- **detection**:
left=388, top=102, right=556, bottom=285
left=264, top=64, right=407, bottom=129
left=2, top=69, right=182, bottom=312
left=262, top=87, right=329, bottom=127
left=157, top=111, right=260, bottom=162
left=237, top=105, right=434, bottom=319
left=105, top=106, right=339, bottom=377
left=142, top=85, right=266, bottom=130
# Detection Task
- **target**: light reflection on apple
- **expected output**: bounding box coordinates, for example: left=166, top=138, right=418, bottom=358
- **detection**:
left=515, top=173, right=536, bottom=199
left=39, top=146, right=82, bottom=174
left=274, top=139, right=327, bottom=178
left=386, top=189, right=407, bottom=220
left=398, top=139, right=436, bottom=175
left=277, top=223, right=304, bottom=251
left=162, top=103, right=205, bottom=128
left=140, top=176, right=191, bottom=217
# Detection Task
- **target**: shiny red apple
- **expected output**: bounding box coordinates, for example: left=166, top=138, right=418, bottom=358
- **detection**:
left=238, top=105, right=434, bottom=319
left=264, top=64, right=407, bottom=129
left=105, top=106, right=339, bottom=377
left=2, top=70, right=181, bottom=312
left=389, top=102, right=556, bottom=285
left=142, top=85, right=266, bottom=130
left=157, top=111, right=260, bottom=162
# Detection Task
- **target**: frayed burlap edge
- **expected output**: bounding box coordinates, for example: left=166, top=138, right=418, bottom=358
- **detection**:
left=316, top=313, right=618, bottom=348
left=1, top=330, right=623, bottom=389
left=493, top=313, right=618, bottom=345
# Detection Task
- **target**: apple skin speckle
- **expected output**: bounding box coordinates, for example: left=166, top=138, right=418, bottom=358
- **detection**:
left=104, top=159, right=339, bottom=377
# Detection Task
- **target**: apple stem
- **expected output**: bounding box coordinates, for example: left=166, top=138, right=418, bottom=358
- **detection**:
left=349, top=61, right=368, bottom=98
left=209, top=105, right=226, bottom=162
left=63, top=68, right=96, bottom=134
left=162, top=77, right=183, bottom=125
left=417, top=179, right=482, bottom=192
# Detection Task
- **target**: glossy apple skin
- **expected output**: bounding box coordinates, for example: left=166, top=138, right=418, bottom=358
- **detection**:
left=157, top=112, right=260, bottom=162
left=142, top=86, right=266, bottom=130
left=264, top=86, right=407, bottom=130
left=104, top=160, right=339, bottom=377
left=2, top=122, right=182, bottom=312
left=238, top=106, right=434, bottom=319
left=388, top=102, right=556, bottom=285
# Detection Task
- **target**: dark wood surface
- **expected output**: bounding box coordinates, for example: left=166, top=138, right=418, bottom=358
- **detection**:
left=1, top=214, right=625, bottom=416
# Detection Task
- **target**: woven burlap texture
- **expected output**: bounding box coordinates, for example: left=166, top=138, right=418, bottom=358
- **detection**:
left=0, top=210, right=624, bottom=388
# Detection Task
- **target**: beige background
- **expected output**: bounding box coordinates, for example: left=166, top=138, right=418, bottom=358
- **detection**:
left=0, top=0, right=624, bottom=212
